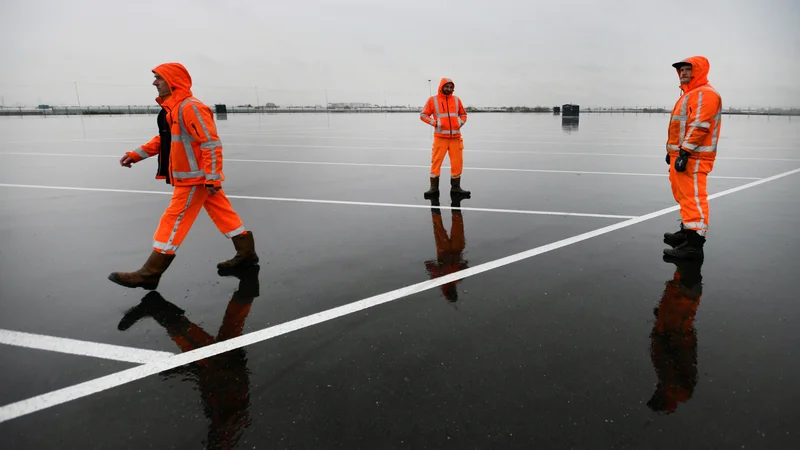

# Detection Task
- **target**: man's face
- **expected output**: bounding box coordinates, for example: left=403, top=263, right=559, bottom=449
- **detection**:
left=678, top=65, right=693, bottom=85
left=442, top=83, right=454, bottom=95
left=153, top=74, right=170, bottom=96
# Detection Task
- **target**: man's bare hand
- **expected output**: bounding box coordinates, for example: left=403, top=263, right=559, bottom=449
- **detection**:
left=206, top=185, right=220, bottom=196
left=120, top=155, right=134, bottom=168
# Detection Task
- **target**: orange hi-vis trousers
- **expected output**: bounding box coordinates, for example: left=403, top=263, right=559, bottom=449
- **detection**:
left=430, top=136, right=464, bottom=178
left=668, top=155, right=714, bottom=236
left=153, top=186, right=246, bottom=254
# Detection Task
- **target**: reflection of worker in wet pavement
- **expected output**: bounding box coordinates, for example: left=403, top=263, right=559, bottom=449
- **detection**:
left=424, top=196, right=469, bottom=302
left=648, top=256, right=703, bottom=414
left=118, top=265, right=260, bottom=449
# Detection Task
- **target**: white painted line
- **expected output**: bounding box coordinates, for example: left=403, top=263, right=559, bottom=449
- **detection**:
left=0, top=329, right=174, bottom=364
left=0, top=183, right=635, bottom=219
left=1, top=166, right=797, bottom=424
left=2, top=152, right=119, bottom=158
left=0, top=152, right=766, bottom=180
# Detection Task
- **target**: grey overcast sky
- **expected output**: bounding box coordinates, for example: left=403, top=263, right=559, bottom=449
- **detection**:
left=1, top=0, right=798, bottom=108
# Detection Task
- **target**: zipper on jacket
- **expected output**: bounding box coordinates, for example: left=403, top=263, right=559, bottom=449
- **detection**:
left=444, top=98, right=452, bottom=137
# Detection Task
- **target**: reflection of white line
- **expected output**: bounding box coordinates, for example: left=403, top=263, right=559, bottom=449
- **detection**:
left=224, top=143, right=800, bottom=161
left=0, top=140, right=796, bottom=159
left=217, top=159, right=763, bottom=180
left=0, top=128, right=334, bottom=145
left=0, top=183, right=635, bottom=219
left=0, top=152, right=766, bottom=180
left=0, top=329, right=174, bottom=364
left=1, top=167, right=797, bottom=424
left=241, top=133, right=800, bottom=149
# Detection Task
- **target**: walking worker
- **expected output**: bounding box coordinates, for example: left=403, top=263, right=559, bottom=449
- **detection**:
left=663, top=56, right=722, bottom=259
left=109, top=62, right=259, bottom=290
left=420, top=77, right=471, bottom=198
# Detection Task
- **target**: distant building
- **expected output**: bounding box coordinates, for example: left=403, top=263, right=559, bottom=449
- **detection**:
left=562, top=104, right=579, bottom=117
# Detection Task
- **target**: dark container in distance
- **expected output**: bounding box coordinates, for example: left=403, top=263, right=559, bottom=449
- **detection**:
left=562, top=104, right=579, bottom=117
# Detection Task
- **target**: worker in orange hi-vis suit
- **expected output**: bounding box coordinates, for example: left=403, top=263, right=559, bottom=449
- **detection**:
left=647, top=256, right=703, bottom=414
left=109, top=63, right=259, bottom=290
left=663, top=56, right=722, bottom=260
left=118, top=265, right=260, bottom=449
left=420, top=78, right=470, bottom=198
left=424, top=197, right=469, bottom=302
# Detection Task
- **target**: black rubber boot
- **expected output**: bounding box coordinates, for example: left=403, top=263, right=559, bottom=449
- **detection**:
left=663, top=222, right=688, bottom=248
left=450, top=177, right=470, bottom=197
left=424, top=177, right=440, bottom=199
left=663, top=229, right=705, bottom=260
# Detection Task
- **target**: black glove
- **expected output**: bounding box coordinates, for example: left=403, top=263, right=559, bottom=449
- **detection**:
left=674, top=148, right=691, bottom=172
left=665, top=153, right=670, bottom=165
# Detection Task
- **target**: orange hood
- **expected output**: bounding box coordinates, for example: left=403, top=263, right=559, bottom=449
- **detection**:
left=672, top=56, right=710, bottom=93
left=152, top=62, right=193, bottom=104
left=438, top=77, right=454, bottom=96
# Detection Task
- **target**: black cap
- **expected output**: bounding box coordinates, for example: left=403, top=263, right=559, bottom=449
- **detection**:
left=672, top=60, right=692, bottom=69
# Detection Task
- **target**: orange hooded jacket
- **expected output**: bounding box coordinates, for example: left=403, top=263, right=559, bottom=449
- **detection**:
left=126, top=63, right=225, bottom=188
left=420, top=78, right=467, bottom=138
left=666, top=56, right=722, bottom=161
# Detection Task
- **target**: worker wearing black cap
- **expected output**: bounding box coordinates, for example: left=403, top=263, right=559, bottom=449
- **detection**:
left=663, top=56, right=722, bottom=260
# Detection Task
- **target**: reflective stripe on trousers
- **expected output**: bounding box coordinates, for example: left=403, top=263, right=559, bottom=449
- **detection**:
left=153, top=186, right=246, bottom=254
left=669, top=157, right=714, bottom=237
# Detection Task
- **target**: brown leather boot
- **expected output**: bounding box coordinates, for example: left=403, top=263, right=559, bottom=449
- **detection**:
left=424, top=176, right=440, bottom=198
left=108, top=250, right=175, bottom=290
left=217, top=231, right=259, bottom=272
left=450, top=177, right=471, bottom=197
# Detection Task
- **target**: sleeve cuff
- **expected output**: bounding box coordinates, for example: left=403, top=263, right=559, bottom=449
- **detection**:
left=128, top=147, right=150, bottom=161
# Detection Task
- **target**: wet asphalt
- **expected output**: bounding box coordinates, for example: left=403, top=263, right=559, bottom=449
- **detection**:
left=0, top=112, right=798, bottom=449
